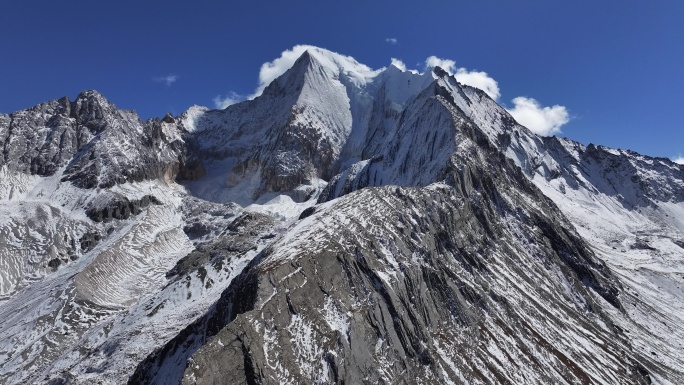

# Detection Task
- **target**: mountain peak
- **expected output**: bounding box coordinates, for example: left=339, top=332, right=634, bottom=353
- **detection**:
left=258, top=45, right=383, bottom=95
left=431, top=65, right=450, bottom=78
left=75, top=89, right=108, bottom=103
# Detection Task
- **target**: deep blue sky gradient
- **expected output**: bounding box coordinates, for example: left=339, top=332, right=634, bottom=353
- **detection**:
left=1, top=1, right=683, bottom=159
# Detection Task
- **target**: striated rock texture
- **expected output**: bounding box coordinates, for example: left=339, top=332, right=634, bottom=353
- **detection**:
left=179, top=184, right=648, bottom=384
left=1, top=47, right=683, bottom=385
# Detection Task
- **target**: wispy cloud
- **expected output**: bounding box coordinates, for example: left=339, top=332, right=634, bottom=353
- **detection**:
left=213, top=91, right=243, bottom=109
left=455, top=68, right=501, bottom=101
left=153, top=74, right=178, bottom=86
left=425, top=56, right=500, bottom=100
left=249, top=44, right=374, bottom=99
left=673, top=156, right=684, bottom=165
left=390, top=58, right=406, bottom=71
left=424, top=55, right=568, bottom=135
left=251, top=45, right=313, bottom=98
left=506, top=97, right=569, bottom=136
left=425, top=56, right=456, bottom=74
left=385, top=37, right=398, bottom=45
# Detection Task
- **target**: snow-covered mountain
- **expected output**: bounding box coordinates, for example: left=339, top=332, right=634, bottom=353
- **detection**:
left=1, top=46, right=682, bottom=384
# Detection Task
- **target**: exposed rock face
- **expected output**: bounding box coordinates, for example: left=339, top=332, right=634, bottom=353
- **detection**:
left=79, top=229, right=103, bottom=252
left=85, top=193, right=162, bottom=222
left=1, top=47, right=683, bottom=385
left=1, top=95, right=89, bottom=176
left=162, top=113, right=175, bottom=124
left=168, top=211, right=275, bottom=279
left=0, top=90, right=186, bottom=189
left=176, top=156, right=206, bottom=181
left=179, top=184, right=647, bottom=384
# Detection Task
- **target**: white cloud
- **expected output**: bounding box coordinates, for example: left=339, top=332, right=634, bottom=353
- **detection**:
left=455, top=68, right=501, bottom=101
left=506, top=96, right=569, bottom=136
left=390, top=58, right=406, bottom=71
left=672, top=156, right=684, bottom=165
left=424, top=56, right=500, bottom=100
left=425, top=56, right=456, bottom=74
left=153, top=74, right=178, bottom=86
left=385, top=37, right=398, bottom=45
left=250, top=45, right=314, bottom=98
left=249, top=44, right=380, bottom=98
left=213, top=91, right=243, bottom=109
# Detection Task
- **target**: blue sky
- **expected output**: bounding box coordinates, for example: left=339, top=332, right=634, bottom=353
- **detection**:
left=1, top=1, right=683, bottom=161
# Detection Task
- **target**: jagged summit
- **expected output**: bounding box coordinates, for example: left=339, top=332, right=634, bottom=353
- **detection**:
left=1, top=47, right=683, bottom=385
left=75, top=89, right=107, bottom=100
left=296, top=47, right=382, bottom=88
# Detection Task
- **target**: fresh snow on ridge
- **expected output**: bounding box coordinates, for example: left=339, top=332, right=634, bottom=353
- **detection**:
left=251, top=45, right=382, bottom=98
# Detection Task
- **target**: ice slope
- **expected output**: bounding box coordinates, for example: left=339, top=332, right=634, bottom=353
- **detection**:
left=528, top=140, right=684, bottom=382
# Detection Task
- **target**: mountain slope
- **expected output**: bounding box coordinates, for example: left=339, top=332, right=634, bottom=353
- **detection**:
left=135, top=94, right=650, bottom=384
left=0, top=47, right=682, bottom=384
